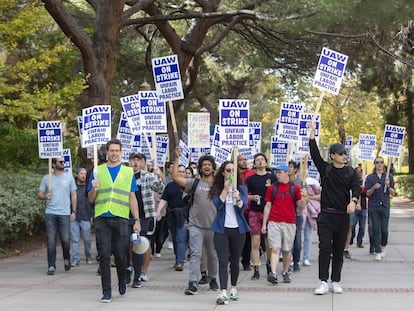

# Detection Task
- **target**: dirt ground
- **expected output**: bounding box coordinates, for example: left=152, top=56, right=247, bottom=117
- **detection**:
left=0, top=231, right=46, bottom=259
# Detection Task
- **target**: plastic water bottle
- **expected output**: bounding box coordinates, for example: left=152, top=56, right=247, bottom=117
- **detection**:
left=130, top=232, right=141, bottom=244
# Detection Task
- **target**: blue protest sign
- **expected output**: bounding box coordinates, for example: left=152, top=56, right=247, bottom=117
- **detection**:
left=139, top=91, right=167, bottom=133
left=219, top=99, right=249, bottom=148
left=62, top=149, right=72, bottom=174
left=120, top=94, right=141, bottom=134
left=313, top=47, right=348, bottom=95
left=270, top=136, right=288, bottom=167
left=277, top=103, right=304, bottom=142
left=358, top=134, right=376, bottom=161
left=37, top=121, right=63, bottom=158
left=381, top=124, right=405, bottom=158
left=81, top=105, right=111, bottom=148
left=117, top=113, right=134, bottom=162
left=297, top=113, right=320, bottom=154
left=152, top=54, right=184, bottom=101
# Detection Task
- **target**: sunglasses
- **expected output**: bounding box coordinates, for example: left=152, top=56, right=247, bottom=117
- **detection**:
left=58, top=161, right=65, bottom=164
left=375, top=160, right=384, bottom=164
left=225, top=168, right=233, bottom=173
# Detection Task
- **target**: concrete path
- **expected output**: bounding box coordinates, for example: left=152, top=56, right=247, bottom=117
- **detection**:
left=1, top=197, right=413, bottom=310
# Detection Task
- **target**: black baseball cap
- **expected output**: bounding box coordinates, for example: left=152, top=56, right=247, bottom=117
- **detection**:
left=329, top=143, right=346, bottom=154
left=129, top=152, right=146, bottom=160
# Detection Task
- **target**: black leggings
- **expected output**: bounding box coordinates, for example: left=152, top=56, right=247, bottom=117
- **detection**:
left=214, top=228, right=246, bottom=290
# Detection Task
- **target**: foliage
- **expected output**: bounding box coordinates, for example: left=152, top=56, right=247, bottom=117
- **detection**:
left=0, top=121, right=42, bottom=171
left=394, top=174, right=414, bottom=199
left=0, top=170, right=45, bottom=246
left=0, top=0, right=86, bottom=128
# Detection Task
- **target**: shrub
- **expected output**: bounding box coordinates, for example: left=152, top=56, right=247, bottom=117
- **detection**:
left=0, top=171, right=45, bottom=247
left=394, top=174, right=414, bottom=199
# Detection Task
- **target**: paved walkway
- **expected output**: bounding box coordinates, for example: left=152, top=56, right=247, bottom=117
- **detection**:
left=1, top=197, right=413, bottom=310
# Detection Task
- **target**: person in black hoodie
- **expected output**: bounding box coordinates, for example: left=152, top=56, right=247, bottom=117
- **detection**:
left=308, top=122, right=360, bottom=295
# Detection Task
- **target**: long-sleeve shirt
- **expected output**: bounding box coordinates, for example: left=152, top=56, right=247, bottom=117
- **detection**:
left=365, top=172, right=394, bottom=208
left=309, top=139, right=360, bottom=214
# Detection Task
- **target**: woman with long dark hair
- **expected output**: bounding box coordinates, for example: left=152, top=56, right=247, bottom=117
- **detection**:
left=210, top=161, right=249, bottom=304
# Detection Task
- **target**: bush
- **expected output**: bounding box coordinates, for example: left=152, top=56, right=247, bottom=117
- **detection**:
left=394, top=174, right=414, bottom=199
left=0, top=171, right=45, bottom=247
left=0, top=122, right=42, bottom=172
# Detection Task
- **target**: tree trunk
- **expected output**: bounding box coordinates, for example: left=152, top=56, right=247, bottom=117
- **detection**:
left=406, top=88, right=414, bottom=174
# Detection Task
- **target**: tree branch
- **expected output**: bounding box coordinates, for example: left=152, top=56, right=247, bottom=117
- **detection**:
left=42, top=0, right=95, bottom=69
left=195, top=16, right=242, bottom=55
left=306, top=29, right=414, bottom=68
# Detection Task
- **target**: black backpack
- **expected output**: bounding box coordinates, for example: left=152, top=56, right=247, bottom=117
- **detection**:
left=271, top=180, right=297, bottom=210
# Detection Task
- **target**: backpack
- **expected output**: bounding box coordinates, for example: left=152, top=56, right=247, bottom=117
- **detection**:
left=182, top=178, right=200, bottom=220
left=271, top=180, right=297, bottom=210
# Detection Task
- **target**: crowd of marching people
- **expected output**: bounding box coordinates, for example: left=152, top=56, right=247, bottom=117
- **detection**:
left=38, top=134, right=396, bottom=304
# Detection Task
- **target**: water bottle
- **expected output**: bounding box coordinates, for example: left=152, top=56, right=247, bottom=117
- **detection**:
left=130, top=232, right=141, bottom=244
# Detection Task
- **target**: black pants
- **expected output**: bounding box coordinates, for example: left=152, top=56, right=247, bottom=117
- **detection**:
left=95, top=217, right=129, bottom=296
left=317, top=212, right=349, bottom=282
left=240, top=214, right=251, bottom=266
left=214, top=228, right=246, bottom=290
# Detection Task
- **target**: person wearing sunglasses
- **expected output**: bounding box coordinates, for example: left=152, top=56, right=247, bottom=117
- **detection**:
left=308, top=123, right=360, bottom=295
left=365, top=157, right=396, bottom=261
left=209, top=161, right=249, bottom=304
left=38, top=156, right=77, bottom=276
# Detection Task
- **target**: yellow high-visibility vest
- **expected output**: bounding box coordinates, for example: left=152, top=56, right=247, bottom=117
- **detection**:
left=95, top=164, right=133, bottom=219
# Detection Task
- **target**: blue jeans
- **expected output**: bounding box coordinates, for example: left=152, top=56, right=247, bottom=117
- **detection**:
left=167, top=215, right=188, bottom=266
left=351, top=209, right=367, bottom=245
left=45, top=214, right=71, bottom=268
left=70, top=220, right=92, bottom=263
left=95, top=217, right=129, bottom=296
left=303, top=218, right=312, bottom=261
left=370, top=205, right=390, bottom=253
left=292, top=215, right=303, bottom=266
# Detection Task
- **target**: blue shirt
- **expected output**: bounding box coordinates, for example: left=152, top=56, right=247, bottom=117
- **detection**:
left=365, top=172, right=394, bottom=208
left=87, top=164, right=138, bottom=217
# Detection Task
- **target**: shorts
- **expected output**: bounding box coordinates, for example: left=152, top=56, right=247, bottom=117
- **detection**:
left=267, top=222, right=296, bottom=251
left=248, top=211, right=264, bottom=235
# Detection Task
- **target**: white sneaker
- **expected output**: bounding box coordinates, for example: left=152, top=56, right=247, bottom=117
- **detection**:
left=381, top=246, right=386, bottom=258
left=375, top=253, right=382, bottom=261
left=303, top=259, right=311, bottom=266
left=314, top=281, right=329, bottom=295
left=140, top=272, right=149, bottom=282
left=331, top=282, right=343, bottom=294
left=154, top=253, right=162, bottom=258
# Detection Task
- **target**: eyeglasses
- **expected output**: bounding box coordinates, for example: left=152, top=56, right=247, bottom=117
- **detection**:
left=225, top=168, right=233, bottom=173
left=375, top=160, right=384, bottom=164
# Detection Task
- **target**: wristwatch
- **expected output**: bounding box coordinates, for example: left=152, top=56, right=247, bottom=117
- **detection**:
left=352, top=198, right=358, bottom=204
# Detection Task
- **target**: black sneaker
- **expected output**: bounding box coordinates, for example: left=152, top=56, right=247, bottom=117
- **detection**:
left=185, top=281, right=198, bottom=295
left=282, top=272, right=291, bottom=283
left=47, top=266, right=55, bottom=275
left=100, top=293, right=112, bottom=303
left=251, top=270, right=260, bottom=280
left=357, top=243, right=364, bottom=248
left=267, top=272, right=278, bottom=284
left=266, top=263, right=271, bottom=274
left=198, top=272, right=208, bottom=284
left=242, top=263, right=251, bottom=271
left=209, top=278, right=219, bottom=291
left=343, top=250, right=352, bottom=260
left=126, top=268, right=132, bottom=285
left=118, top=281, right=126, bottom=295
left=64, top=260, right=71, bottom=272
left=131, top=279, right=142, bottom=288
